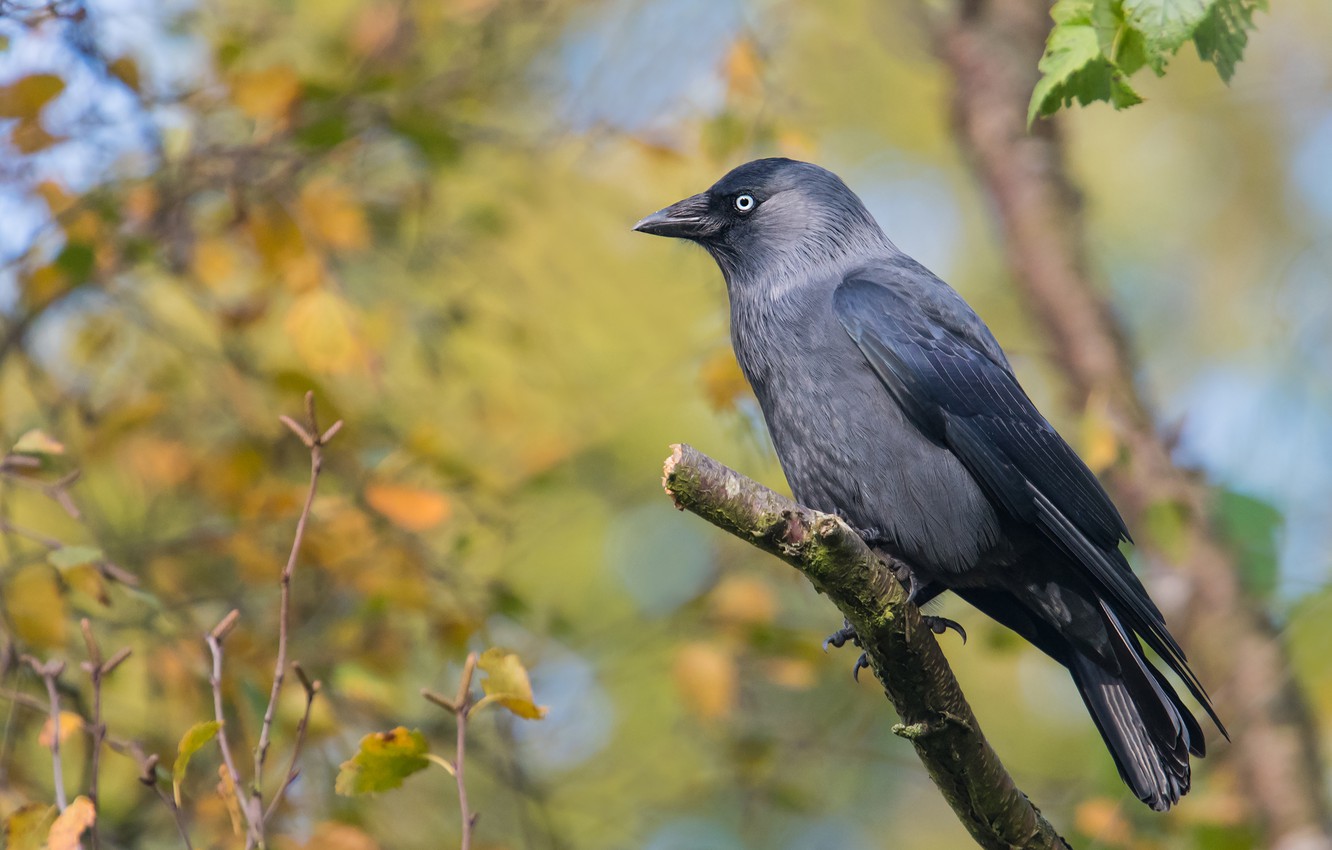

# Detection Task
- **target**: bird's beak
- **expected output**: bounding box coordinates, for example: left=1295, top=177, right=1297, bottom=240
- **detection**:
left=632, top=192, right=715, bottom=240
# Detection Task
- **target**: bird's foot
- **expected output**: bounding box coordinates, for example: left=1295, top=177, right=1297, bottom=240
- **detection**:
left=822, top=619, right=860, bottom=652
left=891, top=561, right=922, bottom=604
left=921, top=615, right=967, bottom=644
left=852, top=652, right=871, bottom=682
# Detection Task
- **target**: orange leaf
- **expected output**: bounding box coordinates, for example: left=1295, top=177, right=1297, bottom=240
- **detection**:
left=40, top=711, right=86, bottom=748
left=710, top=574, right=777, bottom=626
left=672, top=642, right=736, bottom=721
left=698, top=349, right=751, bottom=412
left=365, top=484, right=451, bottom=532
left=231, top=66, right=301, bottom=122
left=723, top=38, right=762, bottom=98
left=46, top=796, right=95, bottom=850
left=299, top=179, right=369, bottom=252
left=192, top=236, right=241, bottom=289
left=1073, top=796, right=1133, bottom=847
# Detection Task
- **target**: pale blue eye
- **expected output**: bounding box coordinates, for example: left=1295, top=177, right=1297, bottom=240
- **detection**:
left=734, top=194, right=755, bottom=212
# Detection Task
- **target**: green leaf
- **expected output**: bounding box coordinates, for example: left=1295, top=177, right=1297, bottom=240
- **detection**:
left=1143, top=499, right=1192, bottom=562
left=1122, top=0, right=1214, bottom=61
left=1028, top=10, right=1142, bottom=125
left=172, top=720, right=221, bottom=806
left=48, top=546, right=104, bottom=570
left=1193, top=0, right=1265, bottom=82
left=335, top=727, right=430, bottom=795
left=1214, top=489, right=1282, bottom=599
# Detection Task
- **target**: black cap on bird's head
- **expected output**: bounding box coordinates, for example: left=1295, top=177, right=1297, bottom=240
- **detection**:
left=633, top=158, right=890, bottom=283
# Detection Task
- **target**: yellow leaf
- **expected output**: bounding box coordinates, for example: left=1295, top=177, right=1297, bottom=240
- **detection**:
left=173, top=720, right=221, bottom=806
left=249, top=203, right=324, bottom=291
left=4, top=804, right=56, bottom=850
left=1081, top=391, right=1119, bottom=474
left=300, top=179, right=369, bottom=252
left=21, top=264, right=69, bottom=311
left=47, top=796, right=95, bottom=850
left=108, top=56, right=140, bottom=91
left=39, top=711, right=85, bottom=747
left=12, top=428, right=65, bottom=456
left=762, top=657, right=816, bottom=690
left=216, top=764, right=244, bottom=836
left=0, top=74, right=65, bottom=118
left=476, top=649, right=548, bottom=720
left=291, top=822, right=382, bottom=850
left=710, top=574, right=777, bottom=626
left=65, top=564, right=110, bottom=606
left=192, top=236, right=241, bottom=289
left=283, top=290, right=363, bottom=374
left=335, top=727, right=430, bottom=795
left=365, top=483, right=451, bottom=532
left=231, top=66, right=301, bottom=122
left=35, top=180, right=75, bottom=216
left=11, top=117, right=64, bottom=154
left=698, top=349, right=751, bottom=412
left=723, top=38, right=762, bottom=98
left=1073, top=796, right=1133, bottom=846
left=6, top=567, right=67, bottom=648
left=672, top=642, right=736, bottom=721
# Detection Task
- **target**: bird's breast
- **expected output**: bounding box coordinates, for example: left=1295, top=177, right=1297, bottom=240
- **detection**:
left=729, top=294, right=1002, bottom=576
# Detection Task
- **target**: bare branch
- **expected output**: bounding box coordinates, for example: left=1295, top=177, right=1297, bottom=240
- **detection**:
left=136, top=751, right=195, bottom=850
left=205, top=613, right=263, bottom=847
left=23, top=655, right=68, bottom=811
left=663, top=444, right=1069, bottom=850
left=424, top=653, right=481, bottom=850
left=252, top=391, right=339, bottom=821
left=79, top=618, right=130, bottom=850
left=262, top=663, right=321, bottom=823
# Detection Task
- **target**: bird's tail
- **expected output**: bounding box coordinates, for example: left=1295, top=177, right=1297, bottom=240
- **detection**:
left=1069, top=601, right=1205, bottom=812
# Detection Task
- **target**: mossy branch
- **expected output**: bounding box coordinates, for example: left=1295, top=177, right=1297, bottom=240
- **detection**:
left=662, top=443, right=1071, bottom=850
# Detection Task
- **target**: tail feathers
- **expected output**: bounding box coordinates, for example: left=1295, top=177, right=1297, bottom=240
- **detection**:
left=1071, top=605, right=1202, bottom=812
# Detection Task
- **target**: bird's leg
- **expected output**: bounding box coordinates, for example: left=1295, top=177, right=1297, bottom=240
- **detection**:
left=822, top=618, right=860, bottom=652
left=921, top=615, right=967, bottom=644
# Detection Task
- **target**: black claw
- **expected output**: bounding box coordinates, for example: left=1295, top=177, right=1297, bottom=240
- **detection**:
left=852, top=652, right=870, bottom=681
left=922, top=615, right=967, bottom=644
left=823, top=624, right=858, bottom=652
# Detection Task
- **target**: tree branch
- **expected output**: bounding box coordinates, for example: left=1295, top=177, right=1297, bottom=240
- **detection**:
left=24, top=655, right=68, bottom=811
left=930, top=1, right=1331, bottom=846
left=662, top=444, right=1069, bottom=850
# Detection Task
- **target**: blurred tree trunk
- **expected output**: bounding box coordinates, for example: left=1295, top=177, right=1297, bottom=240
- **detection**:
left=929, top=1, right=1332, bottom=847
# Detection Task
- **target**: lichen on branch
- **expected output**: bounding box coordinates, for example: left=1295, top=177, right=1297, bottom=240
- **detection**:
left=662, top=443, right=1070, bottom=850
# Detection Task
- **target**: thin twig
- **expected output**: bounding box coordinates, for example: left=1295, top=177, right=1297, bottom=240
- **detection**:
left=136, top=751, right=195, bottom=850
left=252, top=392, right=339, bottom=824
left=23, top=655, right=68, bottom=811
left=0, top=518, right=65, bottom=550
left=424, top=653, right=480, bottom=850
left=78, top=619, right=131, bottom=850
left=205, top=610, right=263, bottom=847
left=262, top=663, right=320, bottom=823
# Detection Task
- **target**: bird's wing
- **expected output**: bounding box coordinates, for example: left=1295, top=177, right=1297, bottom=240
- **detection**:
left=834, top=267, right=1219, bottom=726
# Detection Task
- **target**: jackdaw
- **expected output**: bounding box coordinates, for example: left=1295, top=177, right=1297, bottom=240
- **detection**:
left=634, top=157, right=1225, bottom=811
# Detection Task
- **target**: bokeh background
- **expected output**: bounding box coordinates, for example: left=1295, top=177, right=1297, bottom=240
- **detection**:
left=0, top=0, right=1330, bottom=847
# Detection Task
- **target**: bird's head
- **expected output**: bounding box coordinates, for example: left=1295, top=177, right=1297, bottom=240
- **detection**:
left=633, top=158, right=891, bottom=288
